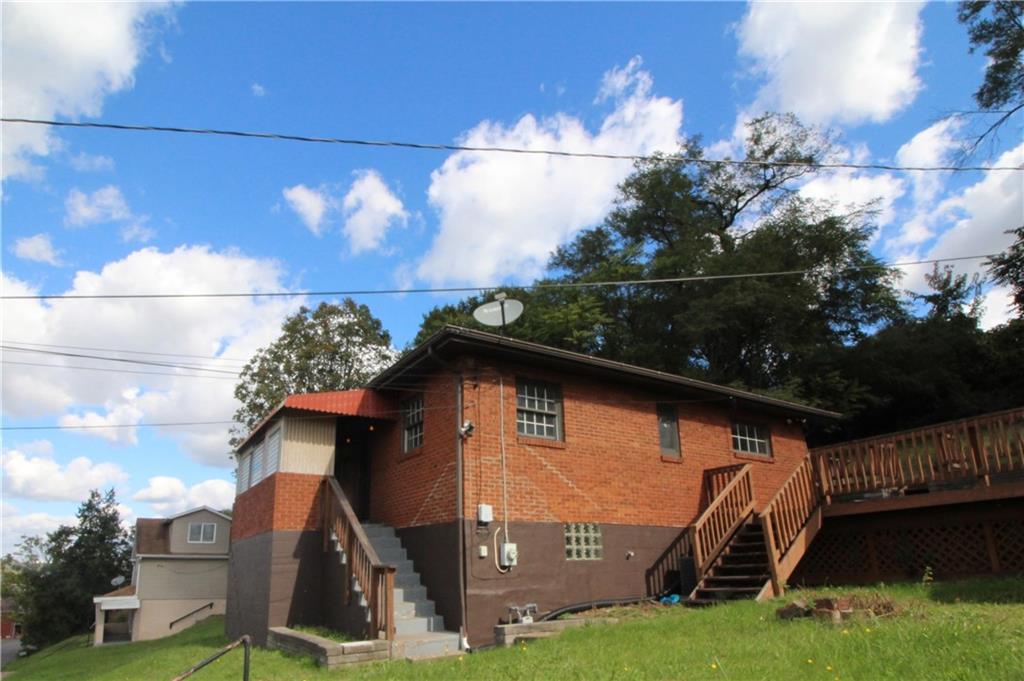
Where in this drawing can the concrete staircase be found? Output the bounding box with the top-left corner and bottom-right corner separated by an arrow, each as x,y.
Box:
688,518 -> 770,605
359,523 -> 461,660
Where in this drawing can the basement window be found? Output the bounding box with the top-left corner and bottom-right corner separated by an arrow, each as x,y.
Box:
731,422 -> 772,457
403,396 -> 424,452
187,522 -> 216,544
564,523 -> 603,560
516,379 -> 563,440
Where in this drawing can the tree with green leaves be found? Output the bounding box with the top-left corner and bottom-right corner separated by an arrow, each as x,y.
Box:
6,490 -> 132,648
232,300 -> 397,446
417,114 -> 903,415
987,225 -> 1024,316
957,1 -> 1024,150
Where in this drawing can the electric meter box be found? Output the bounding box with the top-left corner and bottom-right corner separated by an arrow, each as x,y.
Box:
477,504 -> 494,523
500,542 -> 518,567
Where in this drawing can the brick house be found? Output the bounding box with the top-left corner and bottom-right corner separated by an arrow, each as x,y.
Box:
226,325 -> 838,653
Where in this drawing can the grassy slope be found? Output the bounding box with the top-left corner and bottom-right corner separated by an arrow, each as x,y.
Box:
6,578 -> 1023,681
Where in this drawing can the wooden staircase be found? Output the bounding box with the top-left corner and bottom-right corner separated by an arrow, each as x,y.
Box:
689,518 -> 770,605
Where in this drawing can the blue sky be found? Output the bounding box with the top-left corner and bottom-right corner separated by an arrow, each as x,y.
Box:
2,2 -> 1021,554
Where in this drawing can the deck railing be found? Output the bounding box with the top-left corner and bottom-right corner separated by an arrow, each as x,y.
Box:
690,464 -> 755,576
812,407 -> 1024,498
700,463 -> 747,512
321,478 -> 396,642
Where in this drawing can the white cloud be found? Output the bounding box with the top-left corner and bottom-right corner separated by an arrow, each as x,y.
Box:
416,56 -> 682,285
737,2 -> 925,125
1,2 -> 174,180
1,245 -> 305,466
282,184 -> 330,235
801,171 -> 906,227
917,143 -> 1024,328
64,185 -> 132,226
1,503 -> 75,555
342,170 -> 409,254
58,389 -> 146,445
12,233 -> 62,265
121,222 -> 156,244
2,445 -> 128,501
133,476 -> 235,515
70,151 -> 115,172
251,82 -> 266,97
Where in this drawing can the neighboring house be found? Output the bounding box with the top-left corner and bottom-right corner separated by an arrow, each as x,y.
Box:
93,507 -> 230,645
224,326 -> 1024,655
1,598 -> 21,639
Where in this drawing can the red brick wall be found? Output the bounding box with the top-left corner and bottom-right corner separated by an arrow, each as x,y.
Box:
231,472 -> 324,541
460,361 -> 809,529
369,372 -> 458,527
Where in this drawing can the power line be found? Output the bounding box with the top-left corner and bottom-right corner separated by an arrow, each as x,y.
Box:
2,360 -> 238,380
0,345 -> 240,375
3,117 -> 1020,173
0,253 -> 998,301
1,339 -> 248,364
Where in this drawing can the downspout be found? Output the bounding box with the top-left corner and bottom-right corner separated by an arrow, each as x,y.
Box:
427,346 -> 469,650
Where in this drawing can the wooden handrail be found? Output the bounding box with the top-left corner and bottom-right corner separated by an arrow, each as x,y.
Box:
690,464 -> 755,576
759,456 -> 825,598
322,478 -> 396,642
811,407 -> 1024,497
700,463 -> 747,511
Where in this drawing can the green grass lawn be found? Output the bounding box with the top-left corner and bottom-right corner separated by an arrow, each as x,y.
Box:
6,577 -> 1023,680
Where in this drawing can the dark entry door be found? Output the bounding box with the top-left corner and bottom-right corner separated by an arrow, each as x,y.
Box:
334,422 -> 372,520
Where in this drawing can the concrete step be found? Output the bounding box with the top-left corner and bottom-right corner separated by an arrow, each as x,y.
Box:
394,585 -> 427,603
376,547 -> 408,563
392,631 -> 462,660
361,523 -> 396,539
395,598 -> 436,619
367,535 -> 403,552
395,614 -> 447,636
394,571 -> 423,589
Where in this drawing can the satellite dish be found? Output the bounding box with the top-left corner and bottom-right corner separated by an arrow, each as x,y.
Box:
111,575 -> 126,587
473,293 -> 524,333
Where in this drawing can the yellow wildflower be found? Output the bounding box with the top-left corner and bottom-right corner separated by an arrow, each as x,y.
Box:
711,662 -> 718,670
806,659 -> 814,664
841,628 -> 850,635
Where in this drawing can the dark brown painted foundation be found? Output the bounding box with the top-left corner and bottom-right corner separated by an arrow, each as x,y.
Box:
457,521 -> 686,647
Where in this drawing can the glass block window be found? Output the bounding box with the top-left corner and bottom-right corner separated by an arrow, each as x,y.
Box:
516,379 -> 562,440
403,396 -> 424,452
187,522 -> 216,544
731,422 -> 772,457
564,523 -> 603,560
657,403 -> 681,457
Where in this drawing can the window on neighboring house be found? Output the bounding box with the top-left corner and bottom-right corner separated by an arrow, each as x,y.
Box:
657,403 -> 681,458
731,422 -> 772,457
236,451 -> 250,494
564,523 -> 603,560
187,522 -> 217,544
516,379 -> 563,440
403,396 -> 424,452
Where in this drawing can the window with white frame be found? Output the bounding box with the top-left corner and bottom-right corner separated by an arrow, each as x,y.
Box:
187,522 -> 217,544
564,523 -> 603,560
516,379 -> 563,440
731,422 -> 772,457
236,450 -> 250,494
249,441 -> 265,486
403,396 -> 424,452
265,425 -> 282,476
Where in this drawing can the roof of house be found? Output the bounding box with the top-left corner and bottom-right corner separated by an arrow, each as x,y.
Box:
372,325 -> 841,421
100,585 -> 136,598
135,518 -> 170,555
235,388 -> 398,452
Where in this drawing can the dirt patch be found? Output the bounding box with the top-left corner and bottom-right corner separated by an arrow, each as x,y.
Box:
777,593 -> 902,623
